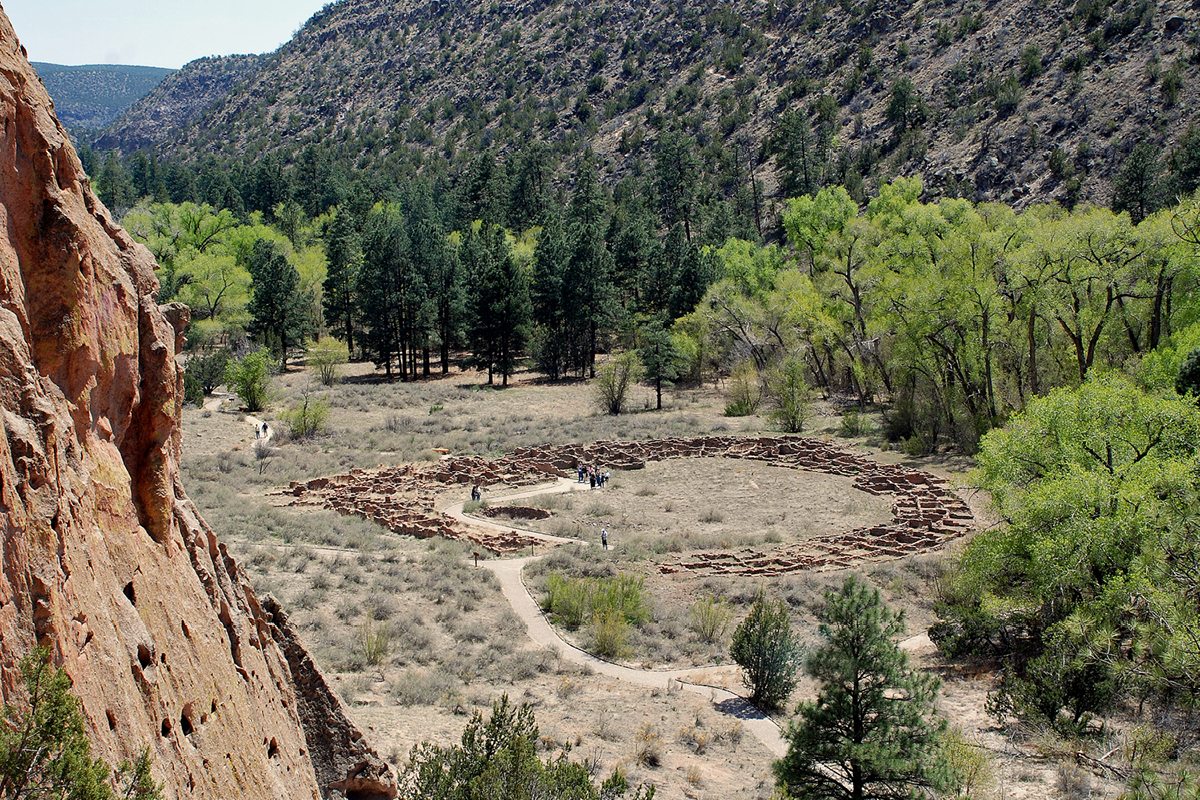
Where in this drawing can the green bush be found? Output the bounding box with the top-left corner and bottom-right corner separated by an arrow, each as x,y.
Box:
730,589 -> 802,710
839,410 -> 869,437
224,349 -> 273,412
689,596 -> 733,644
543,573 -> 650,633
723,362 -> 761,417
184,349 -> 230,407
594,352 -> 644,415
307,339 -> 349,387
590,609 -> 631,658
281,394 -> 331,439
767,357 -> 812,433
0,648 -> 162,800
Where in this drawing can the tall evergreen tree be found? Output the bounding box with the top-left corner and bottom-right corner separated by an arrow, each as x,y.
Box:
323,206 -> 363,356
509,144 -> 550,231
565,153 -> 617,377
638,319 -> 681,410
530,210 -> 574,380
357,205 -> 409,380
775,577 -> 951,800
247,239 -> 312,370
466,225 -> 531,386
1113,142 -> 1164,224
775,109 -> 826,200
654,131 -> 700,241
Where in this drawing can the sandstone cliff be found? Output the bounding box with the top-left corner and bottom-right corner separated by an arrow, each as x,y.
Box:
0,9 -> 392,800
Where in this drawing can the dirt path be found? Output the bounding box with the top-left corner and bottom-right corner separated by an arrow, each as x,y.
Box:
443,480 -> 789,756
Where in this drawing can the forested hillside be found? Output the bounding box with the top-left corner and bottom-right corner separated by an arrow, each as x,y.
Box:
97,0 -> 1198,211
32,62 -> 172,131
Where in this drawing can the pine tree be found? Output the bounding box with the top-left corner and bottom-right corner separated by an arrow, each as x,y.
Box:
564,154 -> 617,378
774,109 -> 825,200
530,210 -> 572,380
774,577 -> 951,800
638,320 -> 681,410
247,239 -> 312,370
1112,142 -> 1164,224
467,225 -> 531,386
654,131 -> 700,241
323,206 -> 363,356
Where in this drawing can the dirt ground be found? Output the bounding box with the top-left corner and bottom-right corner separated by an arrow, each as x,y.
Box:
178,358 -> 1115,799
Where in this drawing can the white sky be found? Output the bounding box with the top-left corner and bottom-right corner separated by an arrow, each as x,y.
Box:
3,0 -> 331,69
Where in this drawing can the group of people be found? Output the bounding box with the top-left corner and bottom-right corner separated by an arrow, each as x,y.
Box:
576,464 -> 611,489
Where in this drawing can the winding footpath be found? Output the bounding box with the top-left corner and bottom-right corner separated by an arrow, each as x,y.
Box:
441,479 -> 789,756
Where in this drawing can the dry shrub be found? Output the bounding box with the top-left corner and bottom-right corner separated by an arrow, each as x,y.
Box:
634,723 -> 663,767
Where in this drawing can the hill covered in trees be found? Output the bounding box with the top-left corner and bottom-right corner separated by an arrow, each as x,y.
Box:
32,62 -> 173,132
96,0 -> 1198,210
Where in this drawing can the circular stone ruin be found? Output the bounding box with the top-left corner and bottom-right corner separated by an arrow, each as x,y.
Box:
285,436 -> 976,572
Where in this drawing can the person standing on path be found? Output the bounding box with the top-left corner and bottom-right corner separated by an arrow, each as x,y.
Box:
601,527 -> 609,550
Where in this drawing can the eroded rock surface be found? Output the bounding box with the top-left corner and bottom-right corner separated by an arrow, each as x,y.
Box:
0,11 -> 392,800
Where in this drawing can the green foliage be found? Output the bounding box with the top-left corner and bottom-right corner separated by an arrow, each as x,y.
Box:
465,224 -> 532,386
934,374 -> 1200,729
723,362 -> 761,417
281,394 -> 331,440
543,573 -> 650,632
0,648 -> 163,800
224,349 -> 274,412
397,696 -> 653,800
590,609 -> 631,659
730,590 -> 801,710
775,577 -> 951,800
184,349 -> 230,404
637,320 -> 682,410
1176,347 -> 1200,398
689,596 -> 734,644
594,352 -> 644,415
247,238 -> 314,369
307,339 -> 349,386
766,356 -> 812,433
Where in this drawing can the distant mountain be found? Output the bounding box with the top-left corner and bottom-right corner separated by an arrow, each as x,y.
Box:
96,0 -> 1200,207
32,62 -> 174,132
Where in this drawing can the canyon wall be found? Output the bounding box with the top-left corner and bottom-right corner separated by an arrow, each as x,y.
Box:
0,8 -> 391,799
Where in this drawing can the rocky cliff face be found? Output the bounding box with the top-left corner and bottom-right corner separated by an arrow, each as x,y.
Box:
0,10 -> 392,800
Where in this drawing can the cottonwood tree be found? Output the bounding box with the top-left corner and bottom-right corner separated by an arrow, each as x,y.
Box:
775,577 -> 951,800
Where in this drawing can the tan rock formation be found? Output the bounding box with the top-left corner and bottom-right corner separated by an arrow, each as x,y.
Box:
0,9 -> 393,800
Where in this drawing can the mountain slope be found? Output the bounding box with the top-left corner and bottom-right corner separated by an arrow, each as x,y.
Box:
98,0 -> 1199,206
32,62 -> 172,131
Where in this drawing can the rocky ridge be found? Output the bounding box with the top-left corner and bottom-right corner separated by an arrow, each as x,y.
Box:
97,0 -> 1199,206
0,10 -> 392,800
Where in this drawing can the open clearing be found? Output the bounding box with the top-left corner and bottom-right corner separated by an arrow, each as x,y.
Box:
178,361 -> 1087,799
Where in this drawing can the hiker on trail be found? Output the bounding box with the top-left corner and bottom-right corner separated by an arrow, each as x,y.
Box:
577,464 -> 585,483
601,528 -> 609,550
589,473 -> 596,489
470,485 -> 481,503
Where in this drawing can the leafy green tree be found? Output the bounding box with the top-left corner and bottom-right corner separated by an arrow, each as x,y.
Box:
775,578 -> 951,800
224,349 -> 274,412
638,320 -> 681,410
1177,347 -> 1200,398
247,239 -> 312,370
934,373 -> 1200,727
398,696 -> 652,800
0,648 -> 162,800
466,225 -> 531,386
322,205 -> 363,356
594,351 -> 644,415
767,356 -> 812,432
730,590 -> 802,711
184,349 -> 230,402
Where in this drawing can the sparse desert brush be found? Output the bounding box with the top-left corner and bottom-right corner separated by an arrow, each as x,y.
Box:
634,723 -> 663,767
360,617 -> 391,667
698,508 -> 724,523
689,596 -> 733,644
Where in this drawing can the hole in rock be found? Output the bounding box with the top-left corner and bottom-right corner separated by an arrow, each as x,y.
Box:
161,718 -> 172,737
180,620 -> 191,639
267,738 -> 279,759
180,703 -> 195,736
123,582 -> 136,606
137,644 -> 152,669
105,709 -> 116,730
